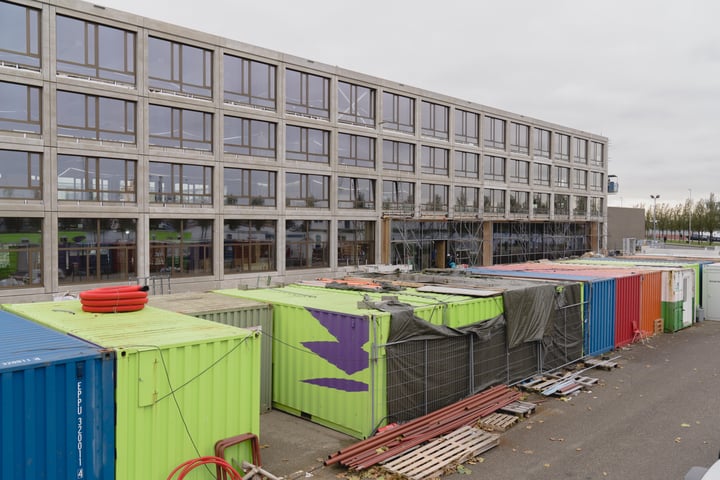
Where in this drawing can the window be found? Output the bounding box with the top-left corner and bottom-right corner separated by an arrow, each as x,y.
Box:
510,191 -> 530,214
338,133 -> 375,168
285,172 -> 329,208
59,217 -> 136,284
148,37 -> 212,98
148,219 -> 212,276
224,116 -> 276,158
337,221 -> 375,266
554,133 -> 570,161
421,146 -> 449,176
0,217 -> 42,287
337,177 -> 375,209
223,168 -> 276,207
382,180 -> 414,213
534,163 -> 550,186
455,110 -> 479,145
0,81 -> 41,134
285,219 -> 329,269
0,150 -> 41,199
573,169 -> 588,190
57,91 -> 135,143
382,91 -> 414,133
455,151 -> 479,179
590,171 -> 604,192
590,197 -> 604,216
573,196 -> 588,216
534,128 -> 551,158
224,219 -> 276,273
383,140 -> 415,172
0,2 -> 40,69
510,122 -> 530,155
149,162 -> 213,204
421,101 -> 449,140
223,54 -> 276,109
484,189 -> 505,214
591,142 -> 604,166
454,186 -> 479,213
484,116 -> 505,150
574,138 -> 588,164
484,155 -> 505,182
554,166 -> 570,188
149,105 -> 212,151
56,15 -> 135,85
58,155 -> 136,202
285,125 -> 329,163
421,183 -> 448,212
533,192 -> 550,215
554,194 -> 569,216
509,159 -> 529,184
285,69 -> 329,119
338,81 -> 375,126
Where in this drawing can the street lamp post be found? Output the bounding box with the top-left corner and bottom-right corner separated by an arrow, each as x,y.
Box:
688,188 -> 692,243
650,194 -> 660,242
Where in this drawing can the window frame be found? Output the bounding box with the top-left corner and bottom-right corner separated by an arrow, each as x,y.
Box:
554,133 -> 570,161
149,105 -> 213,151
223,115 -> 276,158
534,162 -> 551,186
0,149 -> 42,200
382,139 -> 415,172
57,155 -> 136,202
148,36 -> 212,98
484,188 -> 506,215
483,155 -> 505,182
223,54 -> 276,109
382,180 -> 415,213
554,166 -> 570,188
454,151 -> 479,179
285,219 -> 329,270
455,109 -> 480,145
0,81 -> 41,134
224,219 -> 276,273
337,133 -> 375,168
534,128 -> 551,158
57,90 -> 136,143
56,15 -> 135,85
338,81 -> 375,126
574,138 -> 588,164
454,185 -> 480,213
420,145 -> 449,176
510,122 -> 530,155
421,183 -> 449,212
285,69 -> 330,119
285,125 -> 330,163
382,91 -> 415,134
148,161 -> 213,205
509,159 -> 529,184
0,2 -> 40,70
337,177 -> 375,209
223,167 -> 276,207
285,172 -> 330,208
421,101 -> 449,140
484,116 -> 506,150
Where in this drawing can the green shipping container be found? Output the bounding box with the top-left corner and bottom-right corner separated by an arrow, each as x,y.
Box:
215,284 -> 503,438
3,301 -> 261,480
148,292 -> 273,412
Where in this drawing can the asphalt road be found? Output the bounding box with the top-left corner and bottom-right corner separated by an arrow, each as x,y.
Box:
260,320 -> 720,480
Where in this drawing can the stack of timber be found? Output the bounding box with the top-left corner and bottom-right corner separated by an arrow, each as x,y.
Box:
325,385 -> 520,470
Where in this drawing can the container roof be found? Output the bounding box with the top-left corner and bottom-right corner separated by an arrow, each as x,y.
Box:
2,302 -> 254,349
214,284 -> 489,315
147,291 -> 268,315
0,310 -> 104,368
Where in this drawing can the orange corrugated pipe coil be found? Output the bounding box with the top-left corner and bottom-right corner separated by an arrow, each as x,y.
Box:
79,285 -> 149,313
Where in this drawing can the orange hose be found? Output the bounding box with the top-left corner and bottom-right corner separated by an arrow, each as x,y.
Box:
79,285 -> 149,313
166,456 -> 242,480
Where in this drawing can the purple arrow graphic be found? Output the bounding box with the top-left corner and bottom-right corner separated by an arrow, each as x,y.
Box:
302,308 -> 369,375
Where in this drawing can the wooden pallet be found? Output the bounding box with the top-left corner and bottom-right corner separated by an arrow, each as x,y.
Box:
382,426 -> 499,480
478,412 -> 518,432
583,357 -> 618,370
521,372 -> 598,397
500,400 -> 537,417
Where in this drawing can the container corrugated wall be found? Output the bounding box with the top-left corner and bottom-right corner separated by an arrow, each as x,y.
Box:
3,302 -> 261,480
148,292 -> 274,413
614,274 -> 641,348
0,311 -> 115,480
640,270 -> 663,334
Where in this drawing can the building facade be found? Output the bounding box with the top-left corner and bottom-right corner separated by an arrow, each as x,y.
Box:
0,0 -> 608,301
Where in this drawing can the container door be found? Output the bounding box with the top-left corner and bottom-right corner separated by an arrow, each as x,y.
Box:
704,266 -> 720,320
682,273 -> 694,327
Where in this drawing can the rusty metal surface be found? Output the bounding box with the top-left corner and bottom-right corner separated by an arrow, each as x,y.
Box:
325,384 -> 520,470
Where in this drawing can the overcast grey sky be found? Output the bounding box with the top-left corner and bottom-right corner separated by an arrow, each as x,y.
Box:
98,0 -> 720,209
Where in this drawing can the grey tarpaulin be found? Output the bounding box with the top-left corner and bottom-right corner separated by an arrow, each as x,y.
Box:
542,283 -> 583,370
503,285 -> 557,349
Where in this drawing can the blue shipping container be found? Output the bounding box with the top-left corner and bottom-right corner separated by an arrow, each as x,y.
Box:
0,310 -> 115,480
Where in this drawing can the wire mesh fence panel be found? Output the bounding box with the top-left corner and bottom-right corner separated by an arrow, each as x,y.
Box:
508,341 -> 540,384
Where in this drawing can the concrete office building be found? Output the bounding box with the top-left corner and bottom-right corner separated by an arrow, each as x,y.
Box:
0,0 -> 609,301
